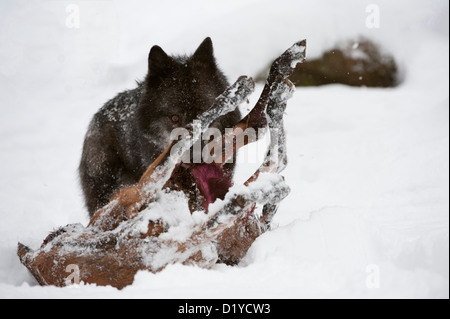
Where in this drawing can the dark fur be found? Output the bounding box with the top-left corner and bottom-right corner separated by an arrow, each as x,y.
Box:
79,38 -> 241,216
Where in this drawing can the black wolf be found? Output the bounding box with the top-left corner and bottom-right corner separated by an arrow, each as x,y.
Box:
79,38 -> 241,216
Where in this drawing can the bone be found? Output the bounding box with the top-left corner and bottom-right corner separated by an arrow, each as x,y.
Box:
213,41 -> 306,166
88,76 -> 255,231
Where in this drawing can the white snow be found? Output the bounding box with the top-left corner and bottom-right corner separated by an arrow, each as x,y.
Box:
0,0 -> 448,298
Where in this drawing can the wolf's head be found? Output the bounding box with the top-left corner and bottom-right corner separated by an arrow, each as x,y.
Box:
136,38 -> 240,209
137,38 -> 237,153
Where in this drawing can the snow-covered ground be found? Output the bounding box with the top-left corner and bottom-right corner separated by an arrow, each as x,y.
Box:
0,0 -> 448,298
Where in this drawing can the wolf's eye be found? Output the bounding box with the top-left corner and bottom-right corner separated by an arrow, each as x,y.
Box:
170,115 -> 180,123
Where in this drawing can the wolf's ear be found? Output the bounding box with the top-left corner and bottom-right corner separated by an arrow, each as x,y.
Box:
192,37 -> 215,65
148,45 -> 172,76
